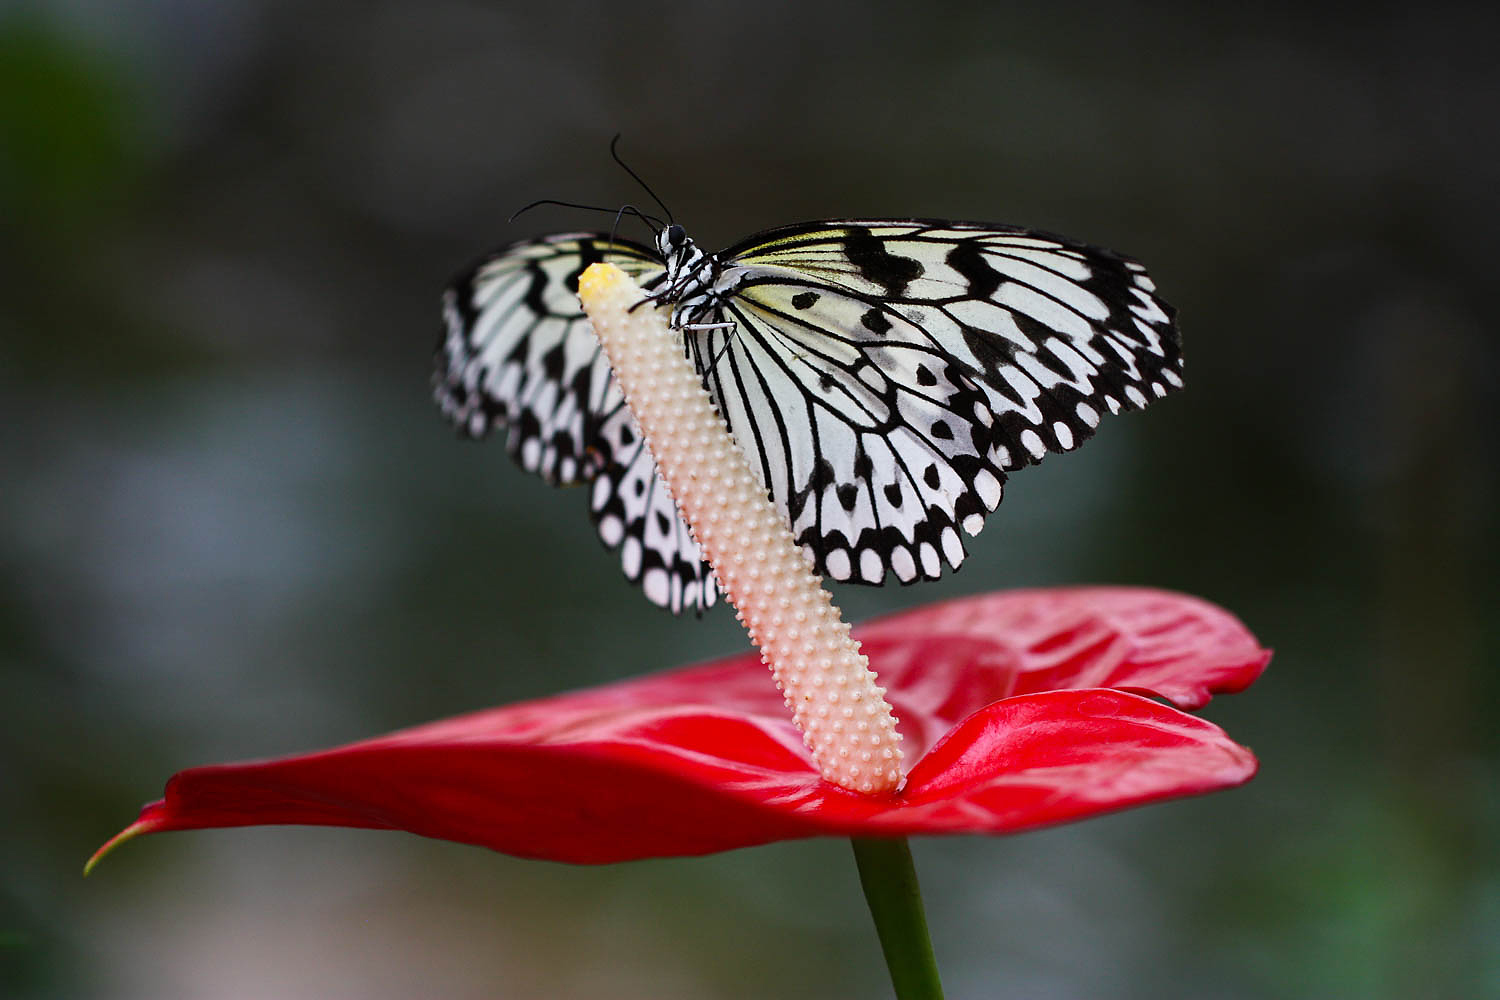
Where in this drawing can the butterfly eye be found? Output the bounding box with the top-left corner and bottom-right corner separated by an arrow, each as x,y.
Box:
665,224 -> 685,248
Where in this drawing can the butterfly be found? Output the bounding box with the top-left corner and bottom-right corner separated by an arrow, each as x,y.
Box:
436,216 -> 1182,614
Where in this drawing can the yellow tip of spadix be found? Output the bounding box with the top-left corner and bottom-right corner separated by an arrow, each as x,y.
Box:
577,261 -> 626,304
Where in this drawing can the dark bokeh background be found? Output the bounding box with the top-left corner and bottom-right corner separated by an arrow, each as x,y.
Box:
4,3 -> 1497,998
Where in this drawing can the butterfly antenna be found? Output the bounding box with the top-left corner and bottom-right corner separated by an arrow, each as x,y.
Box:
610,134 -> 674,225
510,198 -> 610,223
510,197 -> 664,232
608,204 -> 664,248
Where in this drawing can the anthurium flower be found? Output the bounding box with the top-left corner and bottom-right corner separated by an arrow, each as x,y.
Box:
93,587 -> 1268,868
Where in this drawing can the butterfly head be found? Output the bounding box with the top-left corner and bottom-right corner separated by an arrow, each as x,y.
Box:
656,223 -> 712,296
658,223 -> 690,260
654,223 -> 684,254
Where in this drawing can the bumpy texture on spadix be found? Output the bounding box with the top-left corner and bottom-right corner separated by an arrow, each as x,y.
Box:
579,263 -> 903,794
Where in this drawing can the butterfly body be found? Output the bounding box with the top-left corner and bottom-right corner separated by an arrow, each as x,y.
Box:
437,218 -> 1182,614
645,224 -> 746,330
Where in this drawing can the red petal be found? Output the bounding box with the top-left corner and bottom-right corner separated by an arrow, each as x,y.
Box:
859,586 -> 1270,714
93,588 -> 1268,865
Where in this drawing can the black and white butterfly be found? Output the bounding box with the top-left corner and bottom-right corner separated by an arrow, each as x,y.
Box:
436,216 -> 1181,614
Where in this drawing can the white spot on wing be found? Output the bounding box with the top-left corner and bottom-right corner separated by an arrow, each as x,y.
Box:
621,536 -> 643,578
520,438 -> 541,471
598,515 -> 624,546
892,547 -> 917,582
940,526 -> 964,566
643,568 -> 670,606
973,468 -> 1003,509
919,542 -> 940,577
591,476 -> 612,511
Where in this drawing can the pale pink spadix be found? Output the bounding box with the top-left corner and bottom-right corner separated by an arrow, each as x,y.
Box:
577,263 -> 904,795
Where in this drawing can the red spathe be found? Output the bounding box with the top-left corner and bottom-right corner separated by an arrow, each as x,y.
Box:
96,588 -> 1269,865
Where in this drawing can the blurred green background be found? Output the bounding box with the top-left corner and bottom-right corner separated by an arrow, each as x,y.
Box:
3,3 -> 1496,998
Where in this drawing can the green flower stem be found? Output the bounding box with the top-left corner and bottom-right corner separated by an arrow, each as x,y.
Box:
851,836 -> 945,1000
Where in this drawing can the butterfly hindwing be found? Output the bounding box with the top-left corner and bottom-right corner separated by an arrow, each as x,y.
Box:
587,404 -> 719,613
437,233 -> 663,484
438,233 -> 720,613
